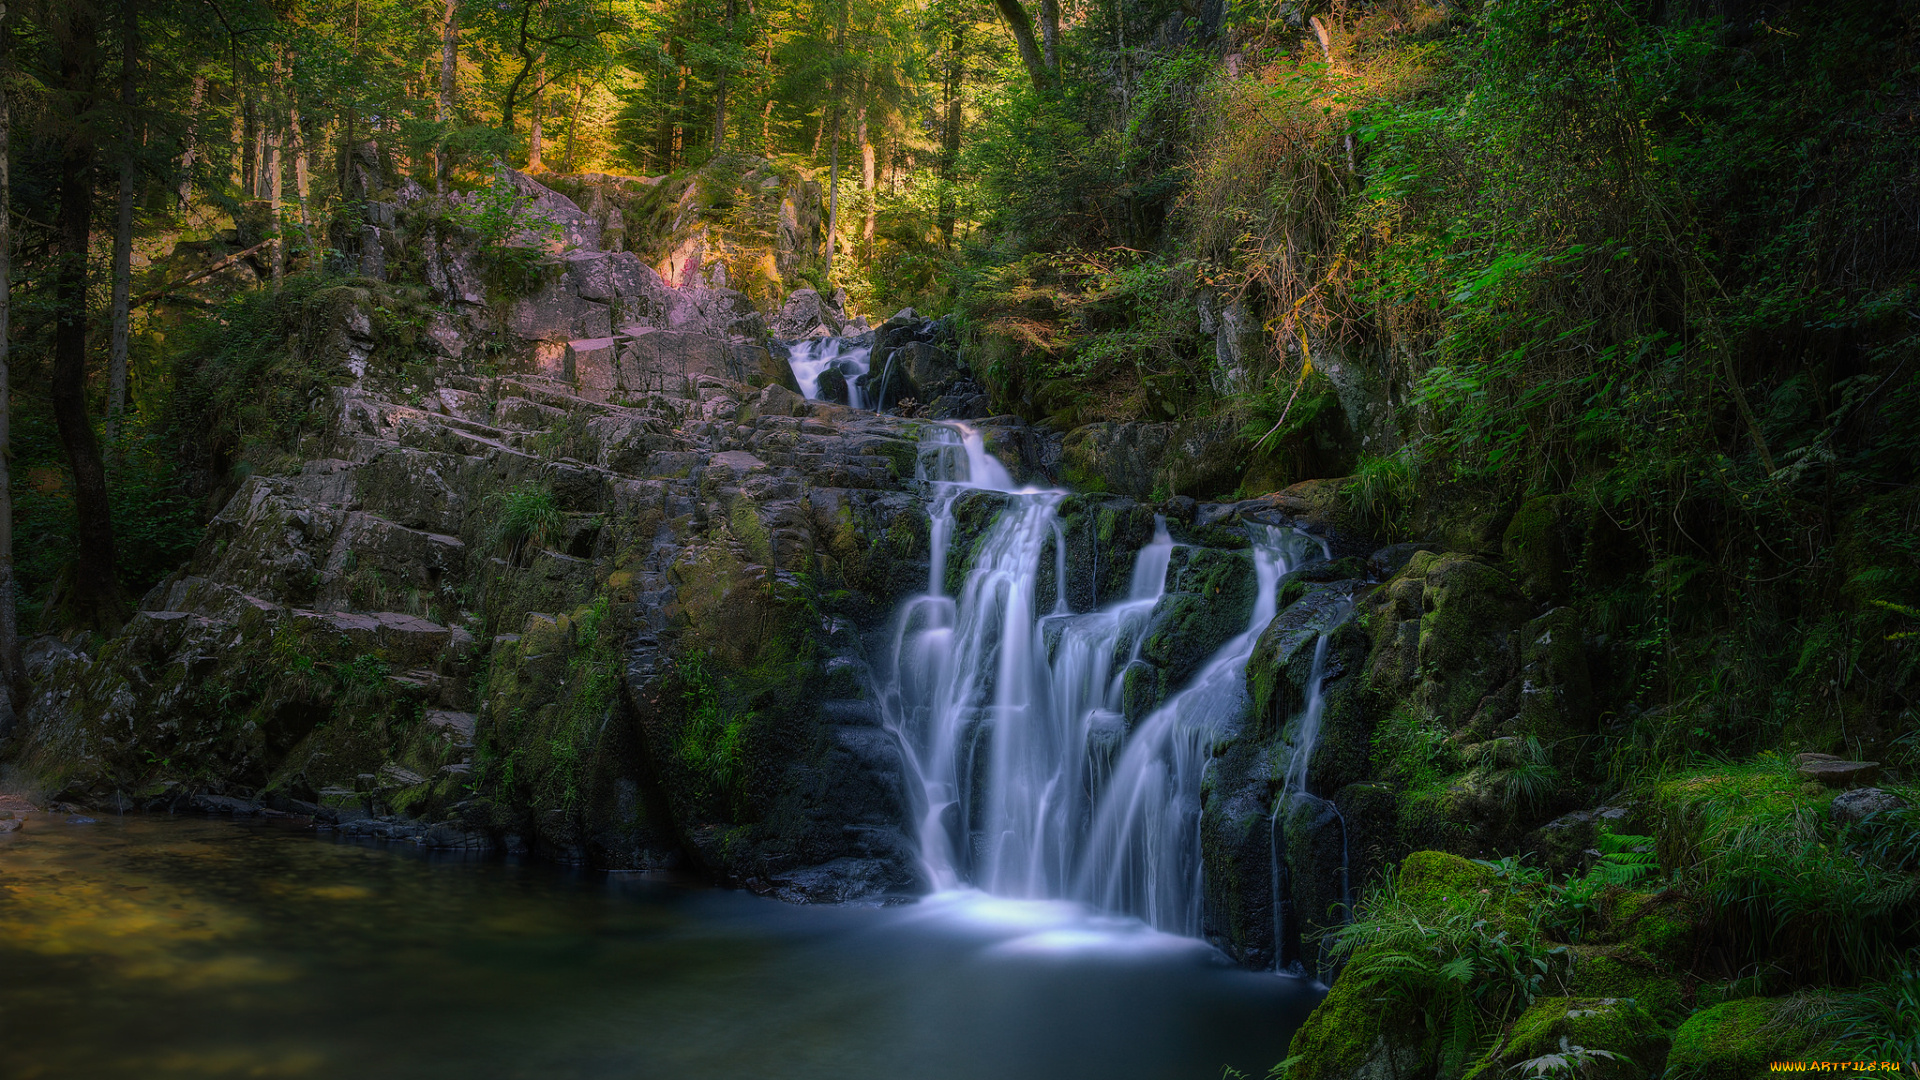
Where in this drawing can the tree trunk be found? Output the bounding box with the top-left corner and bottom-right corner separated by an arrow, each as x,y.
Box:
1040,0 -> 1059,75
938,16 -> 963,246
824,3 -> 845,276
108,0 -> 138,444
289,79 -> 316,260
269,116 -> 284,287
712,0 -> 734,150
0,0 -> 20,721
857,81 -> 874,249
527,88 -> 544,171
230,78 -> 245,188
176,72 -> 204,210
562,77 -> 585,172
53,4 -> 127,629
252,92 -> 266,196
990,0 -> 1048,94
436,0 -> 455,193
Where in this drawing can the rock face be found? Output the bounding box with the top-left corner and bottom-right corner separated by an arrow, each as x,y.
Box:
13,171 -> 928,898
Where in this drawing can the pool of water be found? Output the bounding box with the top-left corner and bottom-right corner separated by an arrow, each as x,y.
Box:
0,813 -> 1321,1079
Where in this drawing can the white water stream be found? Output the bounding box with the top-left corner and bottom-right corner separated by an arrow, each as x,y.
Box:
786,337 -> 873,408
880,425 -> 1328,939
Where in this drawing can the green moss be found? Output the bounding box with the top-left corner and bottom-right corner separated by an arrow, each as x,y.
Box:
1606,891 -> 1704,969
1650,756 -> 1836,869
1667,999 -> 1822,1080
1467,996 -> 1667,1080
1397,849 -> 1497,909
1283,953 -> 1427,1080
1565,945 -> 1688,1029
1501,494 -> 1572,603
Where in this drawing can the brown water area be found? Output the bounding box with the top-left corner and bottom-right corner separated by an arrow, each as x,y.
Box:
0,812 -> 1319,1079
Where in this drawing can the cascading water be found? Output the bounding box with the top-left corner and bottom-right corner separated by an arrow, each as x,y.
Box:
785,337 -> 873,407
1268,597 -> 1355,973
880,424 -> 1329,942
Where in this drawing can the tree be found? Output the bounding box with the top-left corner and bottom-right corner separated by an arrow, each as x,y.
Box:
0,0 -> 17,728
50,0 -> 127,628
989,0 -> 1045,94
107,0 -> 137,442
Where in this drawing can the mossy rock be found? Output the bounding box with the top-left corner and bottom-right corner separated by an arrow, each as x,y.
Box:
1466,997 -> 1668,1080
1564,944 -> 1689,1029
1649,757 -> 1836,871
1396,849 -> 1497,909
1283,947 -> 1428,1080
1666,998 -> 1824,1080
1501,494 -> 1574,604
1605,890 -> 1705,970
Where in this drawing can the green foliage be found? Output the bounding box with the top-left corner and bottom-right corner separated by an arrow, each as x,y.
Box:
1827,967 -> 1920,1064
674,653 -> 747,807
1329,869 -> 1568,1079
1509,1036 -> 1618,1080
486,481 -> 564,565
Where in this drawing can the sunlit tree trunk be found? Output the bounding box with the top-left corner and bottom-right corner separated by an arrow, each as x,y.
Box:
824,2 -> 845,276
177,72 -> 204,210
857,80 -> 874,250
712,0 -> 734,149
436,0 -> 455,193
527,87 -> 545,171
562,77 -> 585,172
269,116 -> 284,287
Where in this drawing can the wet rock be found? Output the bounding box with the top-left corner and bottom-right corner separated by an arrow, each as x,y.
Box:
1795,757 -> 1881,788
1060,416 -> 1246,501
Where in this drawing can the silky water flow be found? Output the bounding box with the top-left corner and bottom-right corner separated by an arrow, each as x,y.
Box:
878,424 -> 1330,943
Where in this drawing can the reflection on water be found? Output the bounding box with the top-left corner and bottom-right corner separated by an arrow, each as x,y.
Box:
0,814 -> 1320,1079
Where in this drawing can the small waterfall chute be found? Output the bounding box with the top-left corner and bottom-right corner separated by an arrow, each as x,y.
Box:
784,336 -> 873,407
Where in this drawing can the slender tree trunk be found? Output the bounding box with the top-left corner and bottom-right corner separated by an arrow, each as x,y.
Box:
436,0 -> 455,193
824,4 -> 845,275
857,81 -> 874,250
269,117 -> 284,287
251,92 -> 266,197
938,16 -> 963,246
527,88 -> 544,171
671,47 -> 686,169
562,77 -> 585,172
289,80 -> 316,261
108,0 -> 138,443
1040,0 -> 1059,77
177,72 -> 204,209
990,0 -> 1047,94
53,4 -> 127,629
0,0 -> 20,720
712,0 -> 735,150
759,33 -> 773,156
230,79 -> 245,188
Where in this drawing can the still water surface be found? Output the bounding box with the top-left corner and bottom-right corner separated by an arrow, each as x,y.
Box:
0,814 -> 1320,1079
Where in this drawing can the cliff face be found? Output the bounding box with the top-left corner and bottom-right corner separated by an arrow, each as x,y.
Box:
13,171 -> 942,897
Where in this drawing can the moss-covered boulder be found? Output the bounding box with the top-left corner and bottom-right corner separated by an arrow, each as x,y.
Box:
1667,998 -> 1827,1080
1466,997 -> 1669,1080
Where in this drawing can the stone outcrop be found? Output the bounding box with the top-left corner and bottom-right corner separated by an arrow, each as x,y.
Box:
13,171 -> 929,899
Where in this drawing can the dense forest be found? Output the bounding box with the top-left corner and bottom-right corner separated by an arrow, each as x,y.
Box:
0,0 -> 1916,1074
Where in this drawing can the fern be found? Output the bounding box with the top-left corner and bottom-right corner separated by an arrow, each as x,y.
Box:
1588,832 -> 1660,886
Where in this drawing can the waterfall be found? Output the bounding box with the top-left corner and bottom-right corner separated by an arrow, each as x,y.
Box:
1267,598 -> 1355,973
881,425 -> 1327,940
785,337 -> 873,408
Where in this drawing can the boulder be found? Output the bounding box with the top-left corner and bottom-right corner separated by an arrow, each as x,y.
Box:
1830,786 -> 1907,823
